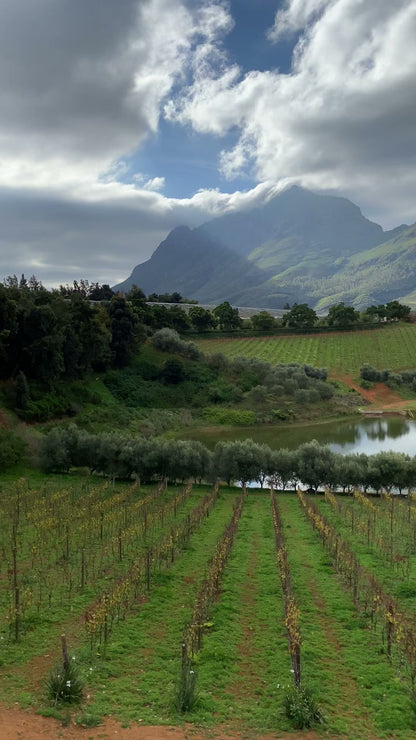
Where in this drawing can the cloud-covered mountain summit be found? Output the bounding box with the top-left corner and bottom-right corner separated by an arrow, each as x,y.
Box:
114,186 -> 413,309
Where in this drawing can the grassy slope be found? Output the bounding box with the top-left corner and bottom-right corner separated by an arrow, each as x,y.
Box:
314,224 -> 416,310
195,323 -> 416,376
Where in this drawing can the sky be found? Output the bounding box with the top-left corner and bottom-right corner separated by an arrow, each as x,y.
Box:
0,0 -> 415,288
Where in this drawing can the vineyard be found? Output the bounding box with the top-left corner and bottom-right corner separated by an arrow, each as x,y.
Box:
195,323 -> 416,375
2,476 -> 416,738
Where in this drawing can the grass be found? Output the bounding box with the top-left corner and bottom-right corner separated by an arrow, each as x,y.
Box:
77,489 -> 239,725
317,495 -> 416,614
279,494 -> 416,739
194,493 -> 292,731
3,482 -> 416,737
195,323 -> 416,375
0,477 -> 220,701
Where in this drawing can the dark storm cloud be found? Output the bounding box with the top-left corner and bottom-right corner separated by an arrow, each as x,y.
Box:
0,0 -> 153,157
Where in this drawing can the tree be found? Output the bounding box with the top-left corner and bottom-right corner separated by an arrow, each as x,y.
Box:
20,305 -> 65,385
39,427 -> 72,473
213,440 -> 265,489
327,302 -> 360,328
160,358 -> 186,384
166,305 -> 191,332
213,302 -> 241,331
15,371 -> 30,410
88,283 -> 114,301
385,301 -> 411,321
282,304 -> 317,331
189,306 -> 217,332
372,451 -> 409,492
363,304 -> 385,322
296,440 -> 335,491
0,429 -> 26,471
108,295 -> 143,367
63,295 -> 111,376
126,285 -> 147,302
269,448 -> 299,491
250,311 -> 276,331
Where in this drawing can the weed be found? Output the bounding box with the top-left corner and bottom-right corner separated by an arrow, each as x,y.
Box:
284,684 -> 323,729
46,636 -> 84,705
75,712 -> 102,727
46,660 -> 85,705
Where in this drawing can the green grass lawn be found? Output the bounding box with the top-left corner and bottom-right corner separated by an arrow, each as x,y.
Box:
195,323 -> 416,375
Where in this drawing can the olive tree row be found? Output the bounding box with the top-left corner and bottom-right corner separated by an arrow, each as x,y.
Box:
40,427 -> 416,493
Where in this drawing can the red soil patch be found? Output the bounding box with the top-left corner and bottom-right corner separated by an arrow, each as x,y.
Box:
333,374 -> 408,409
0,705 -> 325,740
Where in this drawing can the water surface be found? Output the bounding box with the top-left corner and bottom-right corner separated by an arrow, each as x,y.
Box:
180,416 -> 416,456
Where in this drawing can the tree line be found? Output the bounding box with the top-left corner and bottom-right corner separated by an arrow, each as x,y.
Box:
0,277 -> 142,387
40,427 -> 416,494
1,278 -> 411,397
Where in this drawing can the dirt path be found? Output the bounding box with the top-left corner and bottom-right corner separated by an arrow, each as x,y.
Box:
0,704 -> 325,740
227,538 -> 261,701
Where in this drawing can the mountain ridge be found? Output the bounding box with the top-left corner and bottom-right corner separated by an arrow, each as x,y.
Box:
113,186 -> 414,309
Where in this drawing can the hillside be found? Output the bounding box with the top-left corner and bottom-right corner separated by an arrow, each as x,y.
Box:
195,323 -> 416,376
313,224 -> 416,310
114,186 -> 412,309
113,224 -> 293,306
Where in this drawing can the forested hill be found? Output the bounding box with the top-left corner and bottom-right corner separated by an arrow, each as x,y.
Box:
114,186 -> 413,310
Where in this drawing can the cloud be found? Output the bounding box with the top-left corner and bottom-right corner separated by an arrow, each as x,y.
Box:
0,178 -> 288,288
0,0 -> 242,286
268,0 -> 332,40
0,0 -> 415,290
170,0 -> 416,226
133,174 -> 166,191
0,0 -> 230,191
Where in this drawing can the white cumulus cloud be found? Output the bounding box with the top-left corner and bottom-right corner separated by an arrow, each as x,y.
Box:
170,0 -> 416,226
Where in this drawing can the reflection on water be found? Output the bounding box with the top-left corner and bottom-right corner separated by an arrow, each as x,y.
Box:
330,418 -> 414,456
181,416 -> 416,457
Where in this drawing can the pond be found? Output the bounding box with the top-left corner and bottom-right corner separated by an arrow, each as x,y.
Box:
180,416 -> 416,457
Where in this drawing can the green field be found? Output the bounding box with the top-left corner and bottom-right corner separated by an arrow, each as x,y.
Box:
2,475 -> 416,738
196,324 -> 416,375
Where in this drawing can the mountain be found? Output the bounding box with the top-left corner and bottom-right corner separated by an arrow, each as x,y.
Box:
113,186 -> 412,308
114,225 -> 294,306
313,224 -> 416,310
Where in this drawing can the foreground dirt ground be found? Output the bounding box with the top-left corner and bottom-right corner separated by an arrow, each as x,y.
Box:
0,706 -> 324,740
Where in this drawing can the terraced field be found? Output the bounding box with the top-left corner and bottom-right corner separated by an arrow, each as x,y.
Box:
195,324 -> 416,375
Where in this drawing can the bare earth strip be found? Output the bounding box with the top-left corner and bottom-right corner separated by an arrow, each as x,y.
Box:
0,705 -> 327,740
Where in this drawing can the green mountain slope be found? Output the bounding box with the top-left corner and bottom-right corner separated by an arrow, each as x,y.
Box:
114,186 -> 414,309
312,224 -> 416,310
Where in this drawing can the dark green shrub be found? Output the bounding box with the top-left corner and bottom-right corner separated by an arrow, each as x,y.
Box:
294,389 -> 309,404
0,428 -> 26,471
47,661 -> 84,705
284,684 -> 323,729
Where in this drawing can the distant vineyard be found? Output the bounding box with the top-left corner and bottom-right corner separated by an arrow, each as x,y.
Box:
195,324 -> 416,374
